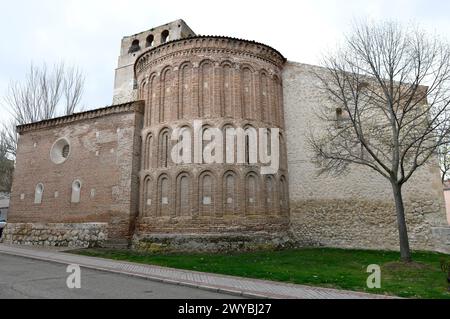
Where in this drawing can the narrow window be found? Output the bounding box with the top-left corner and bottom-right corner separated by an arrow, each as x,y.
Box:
246,173 -> 258,213
143,177 -> 152,216
146,34 -> 154,47
128,39 -> 141,54
224,172 -> 237,213
159,130 -> 170,168
34,183 -> 44,204
161,30 -> 170,44
336,108 -> 349,128
177,174 -> 190,216
71,180 -> 82,203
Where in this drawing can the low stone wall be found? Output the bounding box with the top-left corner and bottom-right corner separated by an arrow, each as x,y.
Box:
2,223 -> 108,248
290,199 -> 450,254
132,232 -> 294,253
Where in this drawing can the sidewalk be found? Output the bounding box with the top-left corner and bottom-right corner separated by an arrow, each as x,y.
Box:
0,244 -> 395,299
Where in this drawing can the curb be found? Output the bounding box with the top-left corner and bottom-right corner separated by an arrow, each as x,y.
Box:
0,245 -> 395,299
0,247 -> 278,299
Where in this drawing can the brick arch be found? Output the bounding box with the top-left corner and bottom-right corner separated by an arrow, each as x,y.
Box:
199,59 -> 215,118
178,61 -> 194,120
145,73 -> 158,127
245,170 -> 260,214
143,133 -> 154,170
175,171 -> 193,217
271,74 -> 282,127
222,169 -> 239,215
160,66 -> 176,123
157,127 -> 172,168
173,125 -> 194,165
141,175 -> 154,217
198,170 -> 217,216
259,70 -> 270,124
220,61 -> 234,118
221,123 -> 237,165
139,79 -> 147,101
264,174 -> 277,214
157,173 -> 171,217
242,124 -> 258,165
241,66 -> 256,120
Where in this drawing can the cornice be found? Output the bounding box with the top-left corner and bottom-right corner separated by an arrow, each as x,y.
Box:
134,36 -> 287,75
17,101 -> 145,134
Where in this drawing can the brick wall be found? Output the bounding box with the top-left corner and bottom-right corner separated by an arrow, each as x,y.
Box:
133,36 -> 290,238
8,102 -> 144,240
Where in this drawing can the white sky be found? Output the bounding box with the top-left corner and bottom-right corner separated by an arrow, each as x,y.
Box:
1,0 -> 450,124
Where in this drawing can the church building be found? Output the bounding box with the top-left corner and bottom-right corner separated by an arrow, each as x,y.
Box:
4,20 -> 450,253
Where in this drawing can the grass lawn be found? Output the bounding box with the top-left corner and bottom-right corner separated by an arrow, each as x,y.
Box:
69,247 -> 450,299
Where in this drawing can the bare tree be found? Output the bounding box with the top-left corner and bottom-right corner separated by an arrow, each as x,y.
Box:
1,62 -> 85,158
0,136 -> 13,193
63,66 -> 84,115
438,143 -> 450,184
308,21 -> 450,262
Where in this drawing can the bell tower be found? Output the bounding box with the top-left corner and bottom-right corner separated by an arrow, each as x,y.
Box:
112,19 -> 196,105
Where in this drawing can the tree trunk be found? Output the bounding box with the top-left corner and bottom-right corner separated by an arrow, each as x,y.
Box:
391,182 -> 412,262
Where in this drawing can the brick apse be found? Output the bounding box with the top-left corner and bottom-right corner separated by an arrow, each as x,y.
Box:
5,19 -> 450,252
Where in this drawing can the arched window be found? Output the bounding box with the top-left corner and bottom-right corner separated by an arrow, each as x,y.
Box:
246,172 -> 259,214
144,135 -> 153,170
146,34 -> 154,47
175,126 -> 192,164
71,180 -> 82,203
242,67 -> 255,119
146,74 -> 157,126
202,126 -> 210,164
223,125 -> 236,164
244,126 -> 257,165
200,61 -> 213,118
34,183 -> 44,204
143,176 -> 153,217
180,63 -> 193,119
272,76 -> 280,125
176,173 -> 190,216
200,172 -> 215,216
265,175 -> 276,213
159,129 -> 170,168
260,72 -> 269,122
158,175 -> 170,216
128,39 -> 141,54
161,30 -> 170,44
335,108 -> 350,128
223,171 -> 238,213
222,63 -> 233,117
161,68 -> 174,123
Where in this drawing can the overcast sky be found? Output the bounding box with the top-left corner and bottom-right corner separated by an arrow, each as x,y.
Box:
1,0 -> 450,123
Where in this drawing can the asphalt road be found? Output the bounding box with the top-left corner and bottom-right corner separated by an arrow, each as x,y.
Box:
0,253 -> 242,299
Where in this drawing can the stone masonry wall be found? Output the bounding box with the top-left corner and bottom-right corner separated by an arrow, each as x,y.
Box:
283,62 -> 450,253
2,223 -> 108,248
